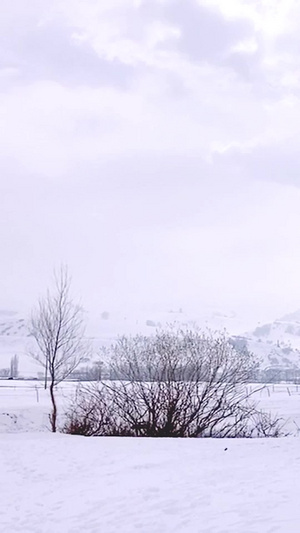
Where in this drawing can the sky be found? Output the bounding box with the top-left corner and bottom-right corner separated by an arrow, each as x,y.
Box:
1,0 -> 300,325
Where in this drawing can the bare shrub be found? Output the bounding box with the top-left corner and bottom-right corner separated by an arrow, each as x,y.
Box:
63,328 -> 284,438
62,385 -> 134,436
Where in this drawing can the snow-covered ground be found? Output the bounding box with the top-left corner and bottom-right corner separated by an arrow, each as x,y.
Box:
0,381 -> 74,432
1,433 -> 300,532
1,381 -> 300,531
1,380 -> 300,434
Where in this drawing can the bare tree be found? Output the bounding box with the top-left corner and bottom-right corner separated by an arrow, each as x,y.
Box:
30,267 -> 90,432
10,354 -> 19,378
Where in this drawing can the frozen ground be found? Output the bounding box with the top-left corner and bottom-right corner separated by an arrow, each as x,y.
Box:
1,433 -> 300,532
1,382 -> 300,532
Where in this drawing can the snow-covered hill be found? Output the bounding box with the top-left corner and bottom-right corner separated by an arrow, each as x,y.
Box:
0,307 -> 254,377
0,310 -> 34,377
235,309 -> 300,371
3,306 -> 300,377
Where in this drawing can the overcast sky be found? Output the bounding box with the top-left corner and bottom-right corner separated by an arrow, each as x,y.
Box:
1,0 -> 300,323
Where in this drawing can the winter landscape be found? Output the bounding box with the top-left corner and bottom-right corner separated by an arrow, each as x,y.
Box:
1,300 -> 300,532
3,0 -> 300,531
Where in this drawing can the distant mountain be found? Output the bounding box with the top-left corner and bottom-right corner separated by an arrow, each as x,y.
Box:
238,310 -> 300,369
2,306 -> 300,376
0,306 -> 254,376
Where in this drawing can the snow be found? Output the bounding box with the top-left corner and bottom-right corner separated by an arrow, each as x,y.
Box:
1,433 -> 300,532
2,380 -> 300,434
1,382 -> 300,531
0,381 -> 73,433
0,307 -> 261,378
3,305 -> 300,378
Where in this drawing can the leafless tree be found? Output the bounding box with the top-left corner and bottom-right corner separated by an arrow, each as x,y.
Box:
63,327 -> 284,438
30,267 -> 90,432
10,354 -> 19,378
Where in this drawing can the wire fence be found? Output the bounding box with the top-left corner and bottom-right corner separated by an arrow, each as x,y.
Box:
0,380 -> 77,404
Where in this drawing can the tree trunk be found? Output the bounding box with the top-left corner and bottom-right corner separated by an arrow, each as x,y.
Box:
44,358 -> 48,390
49,382 -> 57,433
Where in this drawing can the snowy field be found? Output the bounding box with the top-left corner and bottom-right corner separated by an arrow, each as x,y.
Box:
1,381 -> 300,532
1,433 -> 300,532
1,380 -> 300,434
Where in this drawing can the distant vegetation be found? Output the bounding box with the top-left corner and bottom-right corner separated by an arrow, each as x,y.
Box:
0,355 -> 19,378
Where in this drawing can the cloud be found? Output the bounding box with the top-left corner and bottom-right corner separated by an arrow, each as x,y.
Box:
162,0 -> 252,63
216,142 -> 300,187
16,24 -> 134,89
0,1 -> 135,90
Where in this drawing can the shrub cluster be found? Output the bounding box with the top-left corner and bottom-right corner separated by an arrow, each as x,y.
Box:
63,329 -> 285,438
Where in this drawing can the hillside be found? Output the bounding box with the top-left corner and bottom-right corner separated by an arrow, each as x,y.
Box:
2,307 -> 300,378
234,310 -> 300,373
